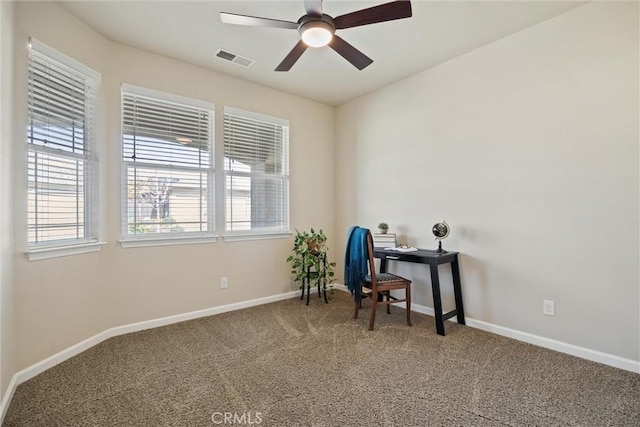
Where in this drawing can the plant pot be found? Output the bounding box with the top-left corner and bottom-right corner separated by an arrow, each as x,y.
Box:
379,229 -> 388,234
306,239 -> 321,254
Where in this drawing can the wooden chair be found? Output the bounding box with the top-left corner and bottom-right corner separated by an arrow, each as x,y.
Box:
354,230 -> 412,331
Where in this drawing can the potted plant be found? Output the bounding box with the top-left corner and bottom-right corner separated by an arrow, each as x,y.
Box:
378,222 -> 389,234
287,228 -> 336,295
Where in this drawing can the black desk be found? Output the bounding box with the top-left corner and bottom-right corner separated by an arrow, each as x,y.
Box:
374,248 -> 465,336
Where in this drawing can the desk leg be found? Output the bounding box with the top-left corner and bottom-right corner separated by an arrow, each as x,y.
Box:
378,259 -> 387,303
429,264 -> 445,336
379,258 -> 388,274
451,257 -> 465,325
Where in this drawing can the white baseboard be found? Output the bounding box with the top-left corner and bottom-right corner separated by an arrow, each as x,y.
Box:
463,317 -> 640,373
0,374 -> 17,426
0,289 -> 302,424
336,284 -> 640,373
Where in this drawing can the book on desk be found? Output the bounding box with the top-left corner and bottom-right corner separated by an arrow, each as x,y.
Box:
385,246 -> 418,252
373,233 -> 396,248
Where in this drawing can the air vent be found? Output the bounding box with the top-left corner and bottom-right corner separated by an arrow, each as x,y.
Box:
215,49 -> 254,67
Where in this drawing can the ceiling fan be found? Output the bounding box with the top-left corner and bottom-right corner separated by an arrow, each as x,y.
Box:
220,0 -> 412,71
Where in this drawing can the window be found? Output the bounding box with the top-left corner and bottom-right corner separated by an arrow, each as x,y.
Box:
27,39 -> 101,259
121,84 -> 214,246
223,107 -> 289,239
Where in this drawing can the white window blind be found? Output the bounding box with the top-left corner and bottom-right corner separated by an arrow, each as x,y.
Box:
223,107 -> 289,235
27,39 -> 100,248
121,84 -> 214,240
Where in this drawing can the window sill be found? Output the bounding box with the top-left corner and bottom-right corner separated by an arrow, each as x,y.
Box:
223,232 -> 291,242
27,241 -> 107,261
119,235 -> 217,248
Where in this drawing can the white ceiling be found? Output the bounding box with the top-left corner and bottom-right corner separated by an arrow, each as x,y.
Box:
59,1 -> 584,106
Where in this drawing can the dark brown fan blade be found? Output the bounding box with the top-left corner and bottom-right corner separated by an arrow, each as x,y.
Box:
333,1 -> 412,30
304,0 -> 323,18
275,40 -> 308,71
220,12 -> 298,29
328,35 -> 373,70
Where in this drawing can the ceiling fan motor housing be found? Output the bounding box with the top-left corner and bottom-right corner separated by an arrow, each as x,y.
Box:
298,14 -> 335,47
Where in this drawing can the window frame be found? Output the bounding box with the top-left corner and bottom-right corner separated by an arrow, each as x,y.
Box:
222,107 -> 291,241
26,38 -> 104,261
119,84 -> 216,248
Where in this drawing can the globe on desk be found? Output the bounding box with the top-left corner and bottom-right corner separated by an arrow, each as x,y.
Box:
432,221 -> 450,253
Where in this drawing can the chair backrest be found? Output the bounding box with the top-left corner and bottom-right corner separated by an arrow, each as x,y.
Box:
364,229 -> 378,287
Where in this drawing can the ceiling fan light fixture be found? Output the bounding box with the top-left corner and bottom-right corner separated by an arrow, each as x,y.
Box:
300,21 -> 333,47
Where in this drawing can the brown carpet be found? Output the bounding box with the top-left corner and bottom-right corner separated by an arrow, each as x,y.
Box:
4,291 -> 640,426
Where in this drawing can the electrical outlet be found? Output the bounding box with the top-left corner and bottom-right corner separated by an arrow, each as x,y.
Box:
220,277 -> 228,289
543,300 -> 555,316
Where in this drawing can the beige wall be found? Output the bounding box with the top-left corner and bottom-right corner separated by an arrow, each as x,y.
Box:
11,1 -> 335,370
336,2 -> 639,361
1,0 -> 15,404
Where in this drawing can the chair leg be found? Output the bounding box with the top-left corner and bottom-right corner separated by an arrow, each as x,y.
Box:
386,291 -> 391,314
406,286 -> 412,327
354,293 -> 360,319
369,289 -> 378,331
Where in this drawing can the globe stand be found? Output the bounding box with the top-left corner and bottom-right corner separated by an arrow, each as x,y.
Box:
432,221 -> 450,254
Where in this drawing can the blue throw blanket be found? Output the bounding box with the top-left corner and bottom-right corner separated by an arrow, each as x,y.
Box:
344,226 -> 369,303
